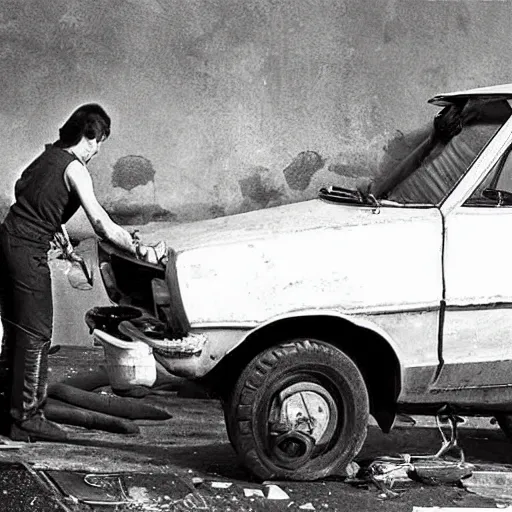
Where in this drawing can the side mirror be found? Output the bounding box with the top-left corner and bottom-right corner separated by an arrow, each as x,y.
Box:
482,188 -> 512,207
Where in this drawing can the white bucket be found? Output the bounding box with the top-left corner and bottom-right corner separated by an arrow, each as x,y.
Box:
93,329 -> 157,390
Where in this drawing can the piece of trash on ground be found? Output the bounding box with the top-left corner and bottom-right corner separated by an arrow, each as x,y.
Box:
299,503 -> 315,510
264,484 -> 290,500
171,492 -> 209,510
210,481 -> 232,489
352,451 -> 474,500
410,460 -> 474,485
192,477 -> 204,487
344,461 -> 360,478
45,471 -> 130,505
369,456 -> 412,485
244,488 -> 264,498
127,486 -> 150,502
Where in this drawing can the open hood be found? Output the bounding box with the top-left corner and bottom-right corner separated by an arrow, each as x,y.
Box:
429,83 -> 512,106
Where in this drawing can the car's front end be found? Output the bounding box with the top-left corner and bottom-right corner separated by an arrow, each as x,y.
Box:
91,196 -> 444,382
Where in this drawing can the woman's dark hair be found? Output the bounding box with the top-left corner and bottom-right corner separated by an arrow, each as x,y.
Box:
58,104 -> 111,148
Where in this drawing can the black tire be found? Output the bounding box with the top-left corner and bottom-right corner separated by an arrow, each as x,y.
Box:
224,338 -> 369,481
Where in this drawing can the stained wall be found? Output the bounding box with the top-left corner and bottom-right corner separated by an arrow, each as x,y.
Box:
1,0 -> 510,227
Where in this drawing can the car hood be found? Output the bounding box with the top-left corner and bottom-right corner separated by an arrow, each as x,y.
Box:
138,199 -> 409,251
139,199 -> 444,325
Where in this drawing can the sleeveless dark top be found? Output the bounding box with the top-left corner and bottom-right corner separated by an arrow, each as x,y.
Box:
3,143 -> 81,247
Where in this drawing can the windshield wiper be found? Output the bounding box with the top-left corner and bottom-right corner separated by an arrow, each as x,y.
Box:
319,185 -> 381,209
318,186 -> 383,213
318,186 -> 364,204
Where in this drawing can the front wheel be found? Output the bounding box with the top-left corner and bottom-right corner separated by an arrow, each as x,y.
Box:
224,339 -> 369,481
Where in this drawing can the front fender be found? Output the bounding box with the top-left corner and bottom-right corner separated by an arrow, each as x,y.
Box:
157,309 -> 405,384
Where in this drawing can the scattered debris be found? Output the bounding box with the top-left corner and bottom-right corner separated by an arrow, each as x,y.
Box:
127,486 -> 151,502
368,455 -> 412,485
210,481 -> 232,489
344,461 -> 360,478
43,470 -> 201,510
264,484 -> 290,500
46,471 -> 131,505
358,453 -> 474,499
192,477 -> 204,487
243,488 -> 265,498
410,459 -> 474,485
354,409 -> 475,498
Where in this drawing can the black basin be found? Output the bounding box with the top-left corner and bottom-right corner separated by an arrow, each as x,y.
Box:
85,306 -> 143,335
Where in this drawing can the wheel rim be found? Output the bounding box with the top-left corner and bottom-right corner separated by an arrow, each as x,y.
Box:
265,376 -> 342,470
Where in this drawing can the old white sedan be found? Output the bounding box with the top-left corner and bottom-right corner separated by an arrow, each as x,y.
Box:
91,83 -> 512,481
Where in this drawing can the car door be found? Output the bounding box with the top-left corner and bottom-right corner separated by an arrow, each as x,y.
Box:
436,146 -> 512,393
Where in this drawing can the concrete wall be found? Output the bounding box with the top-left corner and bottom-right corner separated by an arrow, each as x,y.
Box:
1,0 -> 510,228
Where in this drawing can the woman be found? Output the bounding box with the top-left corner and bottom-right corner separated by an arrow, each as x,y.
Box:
0,104 -> 137,442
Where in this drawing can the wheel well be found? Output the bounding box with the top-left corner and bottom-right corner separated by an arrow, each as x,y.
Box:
208,315 -> 400,433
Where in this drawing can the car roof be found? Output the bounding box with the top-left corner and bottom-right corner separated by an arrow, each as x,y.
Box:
428,83 -> 512,106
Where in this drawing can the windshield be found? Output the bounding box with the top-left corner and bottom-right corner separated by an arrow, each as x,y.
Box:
371,99 -> 512,205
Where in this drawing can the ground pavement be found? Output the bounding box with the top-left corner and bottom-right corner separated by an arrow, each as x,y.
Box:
0,346 -> 510,512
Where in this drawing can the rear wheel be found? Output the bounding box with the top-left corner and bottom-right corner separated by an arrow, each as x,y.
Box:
224,339 -> 369,481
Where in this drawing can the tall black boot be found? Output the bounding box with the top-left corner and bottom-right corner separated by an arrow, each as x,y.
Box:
0,366 -> 12,437
10,339 -> 68,442
0,324 -> 14,437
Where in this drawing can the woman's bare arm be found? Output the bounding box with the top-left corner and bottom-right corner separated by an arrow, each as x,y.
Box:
64,160 -> 136,254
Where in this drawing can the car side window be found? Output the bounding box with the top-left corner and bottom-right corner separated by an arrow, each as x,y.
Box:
465,147 -> 512,207
496,150 -> 512,193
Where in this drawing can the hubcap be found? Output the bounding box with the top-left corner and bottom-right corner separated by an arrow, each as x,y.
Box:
268,382 -> 339,467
